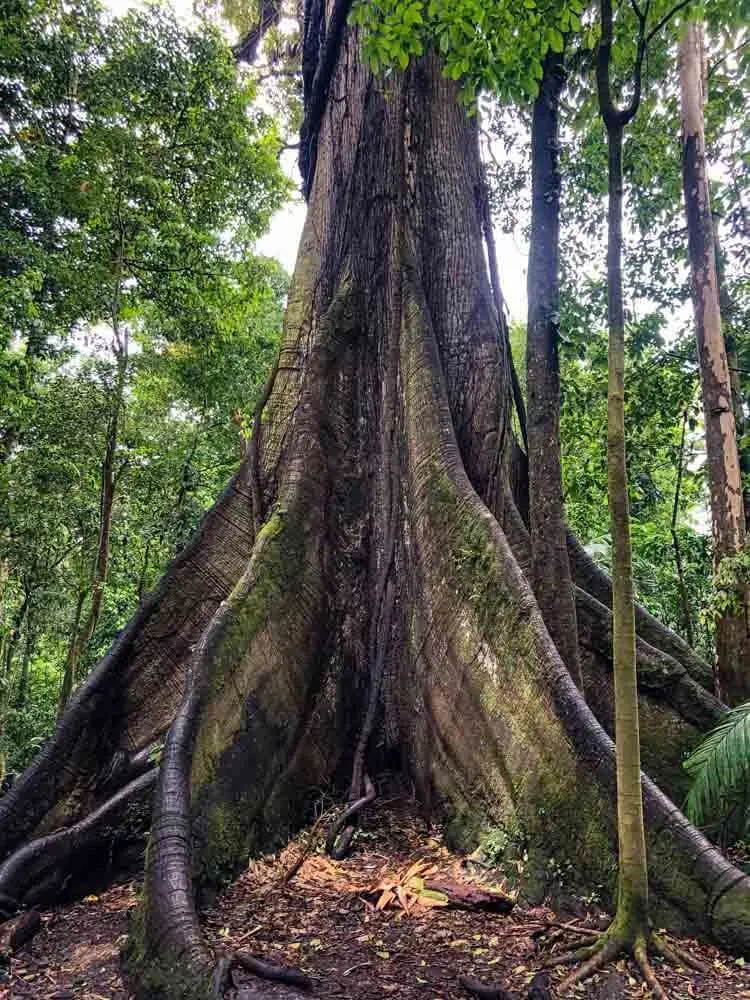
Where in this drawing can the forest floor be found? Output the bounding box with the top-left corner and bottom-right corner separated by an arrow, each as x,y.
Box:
4,797 -> 750,1000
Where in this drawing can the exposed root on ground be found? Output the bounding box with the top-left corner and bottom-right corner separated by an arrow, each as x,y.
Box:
325,773 -> 376,860
545,922 -> 710,998
211,949 -> 312,996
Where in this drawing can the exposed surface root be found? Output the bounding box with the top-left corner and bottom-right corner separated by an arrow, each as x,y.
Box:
634,939 -> 667,1000
547,934 -> 611,968
551,925 -> 710,997
234,951 -> 313,989
460,970 -> 553,999
325,773 -> 376,860
651,931 -> 711,973
0,768 -> 156,908
211,950 -> 313,997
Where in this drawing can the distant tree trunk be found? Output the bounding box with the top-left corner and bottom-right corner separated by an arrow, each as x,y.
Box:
671,408 -> 695,647
0,594 -> 28,781
2,9 -> 750,996
526,47 -> 583,688
680,20 -> 749,706
58,331 -> 127,714
714,230 -> 750,533
14,614 -> 35,712
58,588 -> 86,714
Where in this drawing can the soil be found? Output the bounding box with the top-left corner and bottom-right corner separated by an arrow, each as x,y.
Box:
4,798 -> 750,999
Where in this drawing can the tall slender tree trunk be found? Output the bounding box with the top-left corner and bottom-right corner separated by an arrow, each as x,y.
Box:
680,20 -> 749,706
588,0 -> 651,972
526,47 -> 583,688
604,119 -> 649,940
58,334 -> 126,714
671,407 -> 695,646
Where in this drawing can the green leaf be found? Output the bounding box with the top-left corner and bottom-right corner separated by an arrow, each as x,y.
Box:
549,26 -> 564,53
684,702 -> 750,827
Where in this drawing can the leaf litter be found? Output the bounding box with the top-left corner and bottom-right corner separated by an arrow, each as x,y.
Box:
5,796 -> 750,998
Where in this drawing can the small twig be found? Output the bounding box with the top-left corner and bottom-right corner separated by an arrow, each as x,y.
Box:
343,960 -> 371,976
233,923 -> 262,945
282,808 -> 328,884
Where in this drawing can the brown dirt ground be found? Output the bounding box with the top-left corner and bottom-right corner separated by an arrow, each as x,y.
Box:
4,798 -> 750,999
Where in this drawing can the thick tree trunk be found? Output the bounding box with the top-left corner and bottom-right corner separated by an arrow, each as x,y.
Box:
526,47 -> 582,687
3,11 -> 750,998
680,20 -> 750,705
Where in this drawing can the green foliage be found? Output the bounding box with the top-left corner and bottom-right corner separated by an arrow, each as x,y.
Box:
349,0 -> 585,100
684,701 -> 750,842
479,825 -> 511,864
0,0 -> 288,393
702,547 -> 750,627
508,315 -> 713,654
0,0 -> 289,772
560,325 -> 712,653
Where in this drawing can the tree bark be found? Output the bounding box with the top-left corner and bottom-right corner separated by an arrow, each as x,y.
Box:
680,19 -> 750,706
671,407 -> 695,646
595,0 -> 650,954
715,229 -> 750,533
526,47 -> 583,688
605,115 -> 649,941
2,12 -> 750,998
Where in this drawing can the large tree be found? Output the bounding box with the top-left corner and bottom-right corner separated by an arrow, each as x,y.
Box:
2,3 -> 750,997
679,18 -> 749,706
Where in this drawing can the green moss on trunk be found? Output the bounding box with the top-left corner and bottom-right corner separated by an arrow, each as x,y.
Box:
417,462 -> 619,900
122,904 -> 213,1000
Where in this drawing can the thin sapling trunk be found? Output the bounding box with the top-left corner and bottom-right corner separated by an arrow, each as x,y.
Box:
553,2 -> 710,991
671,408 -> 694,647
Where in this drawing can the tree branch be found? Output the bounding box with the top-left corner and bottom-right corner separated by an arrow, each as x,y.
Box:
234,0 -> 284,64
646,0 -> 692,44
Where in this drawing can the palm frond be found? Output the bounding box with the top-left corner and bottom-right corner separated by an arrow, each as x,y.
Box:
683,701 -> 750,829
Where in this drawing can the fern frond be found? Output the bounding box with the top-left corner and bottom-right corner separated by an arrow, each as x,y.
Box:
684,701 -> 750,829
